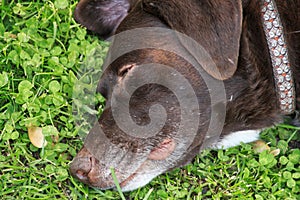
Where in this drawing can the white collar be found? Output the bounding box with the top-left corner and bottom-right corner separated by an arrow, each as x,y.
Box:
261,0 -> 296,115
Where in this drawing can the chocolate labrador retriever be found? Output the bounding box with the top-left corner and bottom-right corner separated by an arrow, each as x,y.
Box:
70,0 -> 300,191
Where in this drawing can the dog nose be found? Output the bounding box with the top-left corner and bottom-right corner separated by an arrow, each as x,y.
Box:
70,149 -> 113,188
70,147 -> 95,182
70,156 -> 93,182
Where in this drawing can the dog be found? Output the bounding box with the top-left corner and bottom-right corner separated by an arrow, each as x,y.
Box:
70,0 -> 300,191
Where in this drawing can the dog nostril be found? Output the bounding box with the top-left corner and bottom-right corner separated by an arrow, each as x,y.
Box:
76,169 -> 88,180
76,170 -> 85,180
70,156 -> 93,181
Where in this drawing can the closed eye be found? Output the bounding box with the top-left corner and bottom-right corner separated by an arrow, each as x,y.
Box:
118,64 -> 135,77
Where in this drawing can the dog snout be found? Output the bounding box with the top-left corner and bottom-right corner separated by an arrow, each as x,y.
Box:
70,147 -> 115,188
70,157 -> 93,182
70,147 -> 94,182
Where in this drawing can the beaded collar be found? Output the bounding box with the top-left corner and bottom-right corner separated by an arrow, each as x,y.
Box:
261,0 -> 295,115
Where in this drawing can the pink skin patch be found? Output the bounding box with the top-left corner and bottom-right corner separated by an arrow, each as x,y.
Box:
148,138 -> 176,160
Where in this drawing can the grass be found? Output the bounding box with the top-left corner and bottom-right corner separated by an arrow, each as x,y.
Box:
0,0 -> 299,199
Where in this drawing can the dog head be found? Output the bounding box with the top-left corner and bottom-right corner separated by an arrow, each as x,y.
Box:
70,0 -> 244,191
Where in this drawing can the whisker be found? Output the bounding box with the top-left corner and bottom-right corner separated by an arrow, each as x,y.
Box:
287,30 -> 300,34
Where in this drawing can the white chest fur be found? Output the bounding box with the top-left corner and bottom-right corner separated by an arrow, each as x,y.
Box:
209,130 -> 261,149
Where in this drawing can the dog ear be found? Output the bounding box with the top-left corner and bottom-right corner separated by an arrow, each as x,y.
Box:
74,0 -> 130,39
142,0 -> 242,80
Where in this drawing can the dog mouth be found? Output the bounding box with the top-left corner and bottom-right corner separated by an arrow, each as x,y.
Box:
71,152 -> 148,190
70,138 -> 176,190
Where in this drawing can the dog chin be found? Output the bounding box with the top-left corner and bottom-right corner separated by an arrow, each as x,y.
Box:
120,171 -> 162,192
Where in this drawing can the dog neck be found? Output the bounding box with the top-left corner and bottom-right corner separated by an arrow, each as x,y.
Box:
261,0 -> 296,114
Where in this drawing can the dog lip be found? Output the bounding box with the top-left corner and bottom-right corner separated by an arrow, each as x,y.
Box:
82,155 -> 142,190
86,142 -> 174,189
105,160 -> 149,190
77,148 -> 154,190
119,171 -> 138,188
